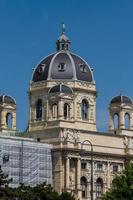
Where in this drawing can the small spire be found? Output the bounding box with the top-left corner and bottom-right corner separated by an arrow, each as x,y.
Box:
120,91 -> 122,96
62,22 -> 66,34
120,91 -> 122,102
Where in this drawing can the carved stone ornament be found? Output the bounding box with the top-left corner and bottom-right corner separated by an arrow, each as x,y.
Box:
77,81 -> 92,88
77,95 -> 94,105
31,80 -> 47,88
123,136 -> 133,153
55,81 -> 73,86
63,129 -> 80,143
73,130 -> 80,143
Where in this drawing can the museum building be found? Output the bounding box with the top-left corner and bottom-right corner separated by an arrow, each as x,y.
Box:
1,24 -> 133,199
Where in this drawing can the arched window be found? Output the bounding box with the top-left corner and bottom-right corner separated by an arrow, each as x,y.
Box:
52,103 -> 58,119
96,178 -> 103,198
36,99 -> 42,120
64,103 -> 70,119
81,99 -> 89,120
125,113 -> 130,129
6,113 -> 12,128
114,113 -> 119,129
80,176 -> 87,198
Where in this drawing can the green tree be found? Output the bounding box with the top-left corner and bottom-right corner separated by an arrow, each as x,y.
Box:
0,166 -> 12,188
34,183 -> 59,200
0,166 -> 12,198
59,191 -> 76,200
102,163 -> 133,200
8,182 -> 59,200
12,184 -> 36,200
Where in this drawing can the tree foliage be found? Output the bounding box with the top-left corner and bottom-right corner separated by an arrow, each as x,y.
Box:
0,166 -> 12,199
0,166 -> 12,188
59,191 -> 76,200
102,163 -> 133,200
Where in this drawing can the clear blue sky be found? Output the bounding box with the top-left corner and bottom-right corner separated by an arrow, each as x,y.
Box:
0,0 -> 133,132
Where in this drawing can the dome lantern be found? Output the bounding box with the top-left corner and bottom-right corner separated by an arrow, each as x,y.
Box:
56,23 -> 71,51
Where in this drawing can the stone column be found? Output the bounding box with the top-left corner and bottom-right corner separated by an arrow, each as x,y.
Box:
109,113 -> 114,131
66,157 -> 70,190
77,158 -> 81,199
58,101 -> 63,119
119,111 -> 125,129
70,102 -> 74,120
107,162 -> 111,189
46,100 -> 49,120
130,112 -> 133,130
31,105 -> 35,122
1,110 -> 5,128
12,112 -> 16,129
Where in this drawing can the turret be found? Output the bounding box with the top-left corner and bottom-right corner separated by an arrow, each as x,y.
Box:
109,95 -> 133,136
0,95 -> 16,133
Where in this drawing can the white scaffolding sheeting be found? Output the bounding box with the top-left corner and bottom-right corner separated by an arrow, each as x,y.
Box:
0,136 -> 52,187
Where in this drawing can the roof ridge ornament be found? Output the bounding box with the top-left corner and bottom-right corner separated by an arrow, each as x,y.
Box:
60,83 -> 62,92
120,93 -> 123,103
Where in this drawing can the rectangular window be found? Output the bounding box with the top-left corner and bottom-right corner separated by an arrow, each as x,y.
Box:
81,162 -> 87,170
70,159 -> 75,169
58,63 -> 66,71
3,154 -> 9,164
79,64 -> 87,73
113,165 -> 118,172
82,190 -> 86,198
97,163 -> 103,171
96,185 -> 102,198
